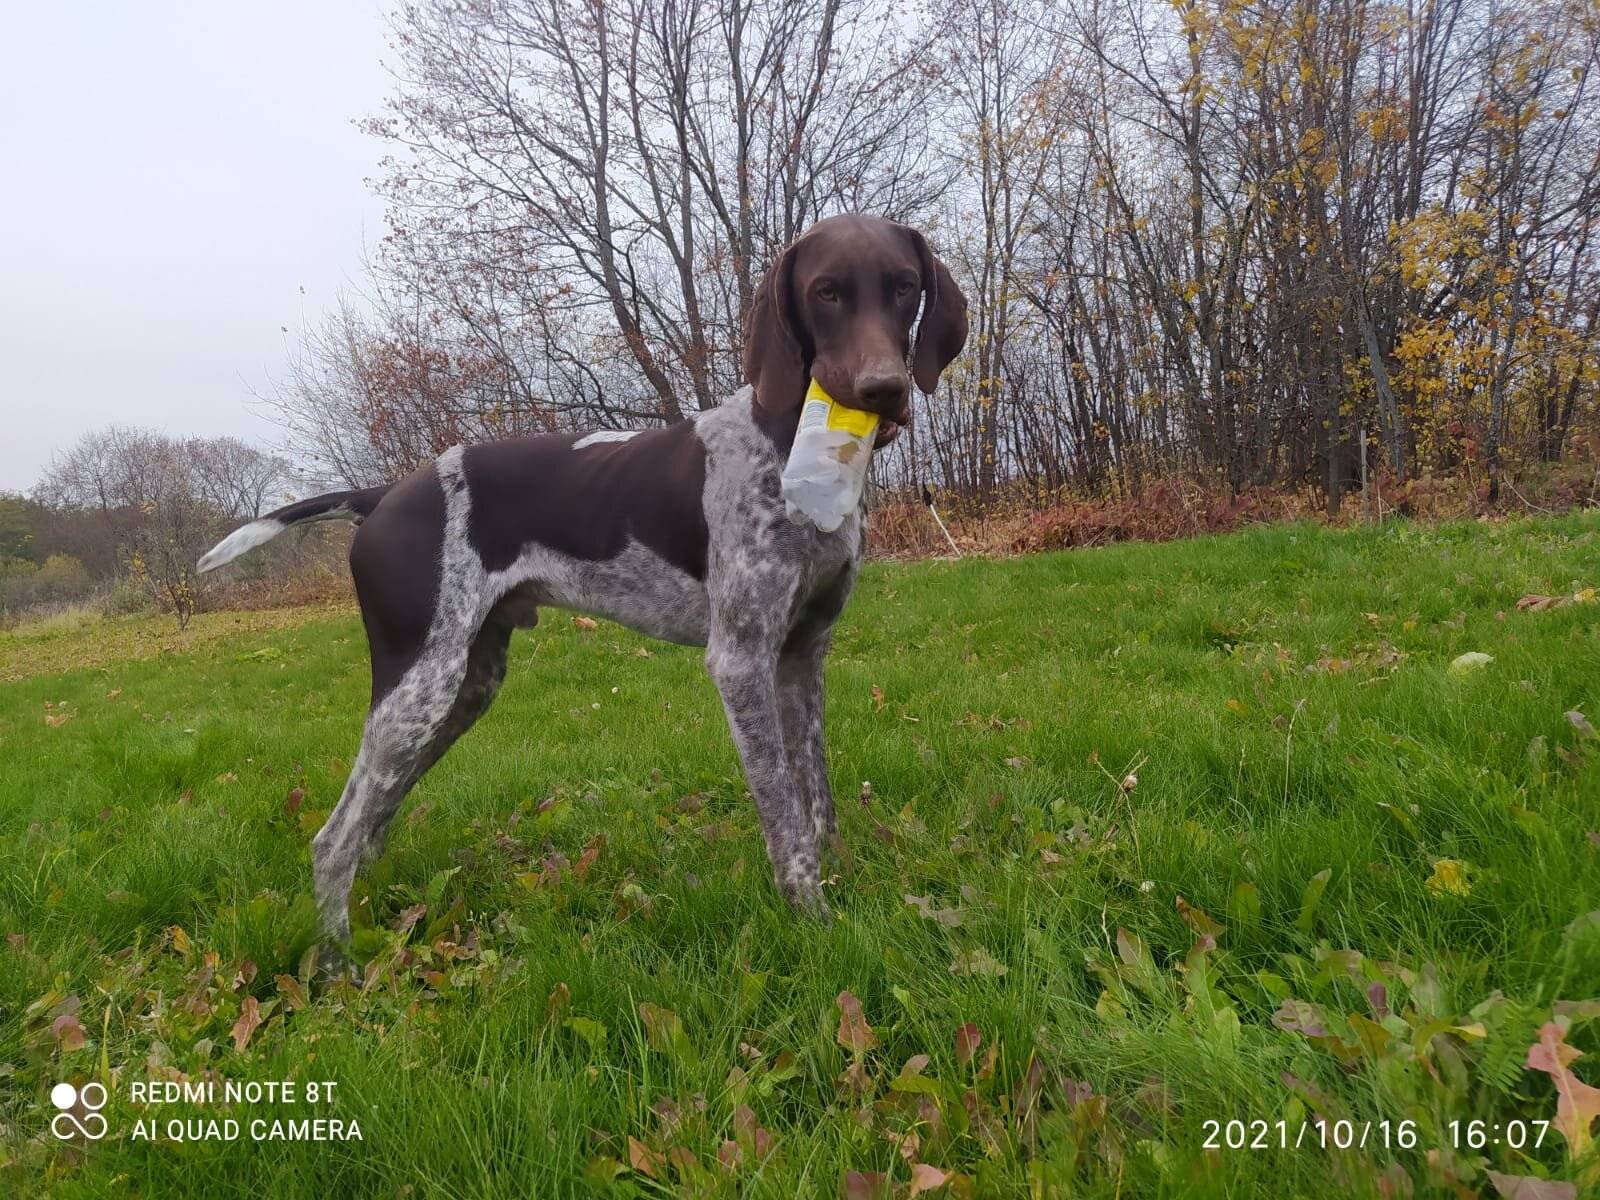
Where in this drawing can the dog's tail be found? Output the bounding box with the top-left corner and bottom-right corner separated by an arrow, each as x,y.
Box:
196,485 -> 391,574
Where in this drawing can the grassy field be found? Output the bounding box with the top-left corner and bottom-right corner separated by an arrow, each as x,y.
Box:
3,516 -> 1599,1198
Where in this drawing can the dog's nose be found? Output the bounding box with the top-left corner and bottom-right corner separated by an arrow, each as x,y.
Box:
855,371 -> 909,412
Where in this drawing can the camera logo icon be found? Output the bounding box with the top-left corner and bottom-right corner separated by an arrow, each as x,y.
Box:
50,1081 -> 108,1141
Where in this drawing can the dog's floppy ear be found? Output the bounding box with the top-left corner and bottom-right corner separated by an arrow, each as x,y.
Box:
743,238 -> 808,413
906,229 -> 969,395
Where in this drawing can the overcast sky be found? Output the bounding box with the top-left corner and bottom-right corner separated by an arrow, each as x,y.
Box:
0,1 -> 391,491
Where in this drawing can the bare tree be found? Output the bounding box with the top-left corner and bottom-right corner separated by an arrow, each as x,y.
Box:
36,429 -> 289,625
265,0 -> 1599,514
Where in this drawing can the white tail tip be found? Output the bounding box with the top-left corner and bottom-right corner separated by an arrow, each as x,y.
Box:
196,519 -> 286,573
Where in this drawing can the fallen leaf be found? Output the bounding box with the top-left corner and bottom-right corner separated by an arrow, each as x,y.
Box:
950,947 -> 1007,977
1448,651 -> 1493,676
1526,1020 -> 1600,1159
232,996 -> 262,1053
571,616 -> 598,630
844,1171 -> 891,1200
733,1104 -> 775,1161
1487,1170 -> 1577,1200
1566,711 -> 1596,740
1426,858 -> 1472,898
274,974 -> 308,1012
574,835 -> 603,879
1176,895 -> 1225,938
885,1128 -> 920,1161
836,991 -> 878,1053
1271,998 -> 1328,1038
954,1022 -> 982,1065
44,712 -> 72,727
908,1163 -> 949,1196
52,1014 -> 86,1051
639,1002 -> 687,1055
627,1135 -> 664,1178
837,1060 -> 874,1100
905,894 -> 962,926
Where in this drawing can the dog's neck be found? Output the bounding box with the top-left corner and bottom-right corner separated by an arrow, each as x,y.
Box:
749,383 -> 805,457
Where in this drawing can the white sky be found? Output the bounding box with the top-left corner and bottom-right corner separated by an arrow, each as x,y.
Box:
0,0 -> 391,491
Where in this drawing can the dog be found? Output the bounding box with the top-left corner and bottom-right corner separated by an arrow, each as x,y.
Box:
198,214 -> 968,967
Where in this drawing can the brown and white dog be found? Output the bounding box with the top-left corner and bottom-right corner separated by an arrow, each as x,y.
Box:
198,214 -> 968,969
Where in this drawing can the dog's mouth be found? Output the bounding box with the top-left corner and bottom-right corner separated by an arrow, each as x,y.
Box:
874,413 -> 908,448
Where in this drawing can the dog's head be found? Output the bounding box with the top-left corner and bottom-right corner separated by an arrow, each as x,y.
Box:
743,214 -> 969,445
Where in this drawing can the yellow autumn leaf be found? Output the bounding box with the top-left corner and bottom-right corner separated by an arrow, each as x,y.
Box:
1426,858 -> 1471,898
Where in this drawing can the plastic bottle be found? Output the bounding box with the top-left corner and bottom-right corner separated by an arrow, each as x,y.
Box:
780,379 -> 880,532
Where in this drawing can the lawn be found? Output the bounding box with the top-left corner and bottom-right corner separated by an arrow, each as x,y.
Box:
2,516 -> 1598,1198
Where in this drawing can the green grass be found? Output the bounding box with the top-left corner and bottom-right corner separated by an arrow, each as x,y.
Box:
3,516 -> 1599,1198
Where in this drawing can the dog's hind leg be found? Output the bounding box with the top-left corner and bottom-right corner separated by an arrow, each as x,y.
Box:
358,613 -> 515,862
312,609 -> 520,973
311,637 -> 470,955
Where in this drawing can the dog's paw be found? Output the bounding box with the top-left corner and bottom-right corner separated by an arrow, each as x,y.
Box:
313,944 -> 361,989
782,880 -> 832,921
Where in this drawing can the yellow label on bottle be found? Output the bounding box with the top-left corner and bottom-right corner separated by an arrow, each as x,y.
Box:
806,379 -> 879,438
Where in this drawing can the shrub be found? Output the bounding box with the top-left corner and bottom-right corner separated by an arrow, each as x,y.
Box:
0,553 -> 94,618
102,578 -> 153,617
34,554 -> 91,601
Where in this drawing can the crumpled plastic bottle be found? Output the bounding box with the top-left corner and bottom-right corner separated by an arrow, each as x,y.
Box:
780,379 -> 880,532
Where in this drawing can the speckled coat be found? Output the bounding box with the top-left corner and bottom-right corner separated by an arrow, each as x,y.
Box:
194,214 -> 968,969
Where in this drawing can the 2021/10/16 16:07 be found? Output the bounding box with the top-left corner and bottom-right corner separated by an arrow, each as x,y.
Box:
1202,1119 -> 1552,1150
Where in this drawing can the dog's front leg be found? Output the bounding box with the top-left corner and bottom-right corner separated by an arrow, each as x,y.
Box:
777,570 -> 854,867
778,636 -> 840,866
707,630 -> 825,914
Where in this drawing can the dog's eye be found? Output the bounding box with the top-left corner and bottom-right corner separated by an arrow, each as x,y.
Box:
816,283 -> 839,302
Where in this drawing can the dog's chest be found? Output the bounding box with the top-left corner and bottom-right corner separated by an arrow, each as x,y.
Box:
700,399 -> 864,584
